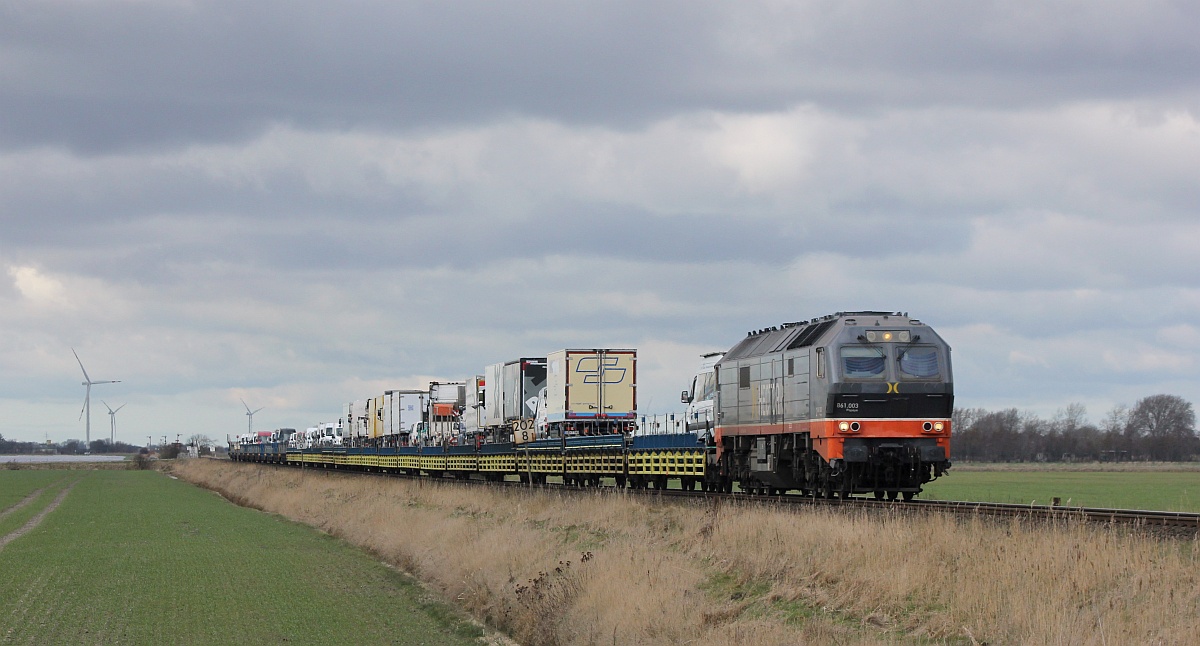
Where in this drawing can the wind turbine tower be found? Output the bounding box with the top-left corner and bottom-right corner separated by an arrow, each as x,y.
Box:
102,401 -> 126,445
241,399 -> 264,435
73,349 -> 120,449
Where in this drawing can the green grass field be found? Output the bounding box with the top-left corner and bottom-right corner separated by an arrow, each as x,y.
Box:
0,469 -> 484,645
922,468 -> 1200,512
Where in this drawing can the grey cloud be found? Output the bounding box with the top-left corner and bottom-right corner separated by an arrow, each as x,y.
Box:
3,2 -> 1199,154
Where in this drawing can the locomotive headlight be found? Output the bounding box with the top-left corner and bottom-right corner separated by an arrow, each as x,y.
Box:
865,330 -> 911,342
839,421 -> 850,432
934,422 -> 945,432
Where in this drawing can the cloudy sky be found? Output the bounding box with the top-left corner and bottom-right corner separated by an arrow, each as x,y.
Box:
2,1 -> 1199,445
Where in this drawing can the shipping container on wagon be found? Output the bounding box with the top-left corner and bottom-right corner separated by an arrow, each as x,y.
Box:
544,349 -> 637,434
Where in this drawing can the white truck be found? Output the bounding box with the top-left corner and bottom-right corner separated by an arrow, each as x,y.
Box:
415,381 -> 465,446
680,352 -> 724,442
345,399 -> 372,446
318,421 -> 344,447
536,349 -> 637,440
481,358 -> 547,443
382,389 -> 425,446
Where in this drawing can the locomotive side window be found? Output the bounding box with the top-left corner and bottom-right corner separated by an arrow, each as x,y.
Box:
899,346 -> 940,379
841,346 -> 886,379
739,366 -> 750,389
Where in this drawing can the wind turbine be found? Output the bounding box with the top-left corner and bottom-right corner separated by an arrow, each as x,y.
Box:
73,348 -> 120,449
102,400 -> 125,445
241,398 -> 264,435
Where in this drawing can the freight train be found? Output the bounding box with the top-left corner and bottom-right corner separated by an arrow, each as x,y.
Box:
230,313 -> 953,498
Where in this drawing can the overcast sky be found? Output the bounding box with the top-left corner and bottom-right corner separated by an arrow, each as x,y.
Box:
2,1 -> 1199,445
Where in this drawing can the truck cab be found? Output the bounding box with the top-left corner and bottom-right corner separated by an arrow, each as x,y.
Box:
680,352 -> 724,442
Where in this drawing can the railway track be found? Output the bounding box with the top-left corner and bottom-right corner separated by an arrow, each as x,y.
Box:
230,458 -> 1200,537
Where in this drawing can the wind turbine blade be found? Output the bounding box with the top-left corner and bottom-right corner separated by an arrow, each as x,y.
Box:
114,404 -> 126,413
241,398 -> 251,414
79,398 -> 87,421
102,400 -> 114,414
72,348 -> 92,382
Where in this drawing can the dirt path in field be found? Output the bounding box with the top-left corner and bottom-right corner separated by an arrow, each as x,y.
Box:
0,480 -> 78,552
0,484 -> 57,521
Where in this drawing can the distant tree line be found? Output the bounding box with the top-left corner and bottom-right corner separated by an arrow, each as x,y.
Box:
0,434 -> 146,455
953,394 -> 1199,462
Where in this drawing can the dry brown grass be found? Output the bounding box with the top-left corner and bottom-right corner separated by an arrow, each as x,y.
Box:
172,460 -> 1200,645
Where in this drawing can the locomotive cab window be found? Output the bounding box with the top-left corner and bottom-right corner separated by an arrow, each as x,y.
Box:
898,346 -> 940,380
840,346 -> 887,379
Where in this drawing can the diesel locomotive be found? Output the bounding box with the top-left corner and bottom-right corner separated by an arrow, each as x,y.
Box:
689,311 -> 952,499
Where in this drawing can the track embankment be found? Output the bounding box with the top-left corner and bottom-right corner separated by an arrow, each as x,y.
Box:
175,459 -> 1200,646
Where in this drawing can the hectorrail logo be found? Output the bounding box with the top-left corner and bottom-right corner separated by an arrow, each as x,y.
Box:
576,356 -> 627,384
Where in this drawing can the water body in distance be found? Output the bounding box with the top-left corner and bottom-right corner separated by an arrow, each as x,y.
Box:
1,455 -> 128,463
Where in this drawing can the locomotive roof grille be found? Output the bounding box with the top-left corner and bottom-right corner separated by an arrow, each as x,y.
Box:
721,313 -> 914,362
786,319 -> 837,350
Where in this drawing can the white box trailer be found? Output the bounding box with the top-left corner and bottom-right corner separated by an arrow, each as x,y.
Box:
481,362 -> 505,430
383,390 -> 426,443
544,349 -> 637,435
461,376 -> 484,436
347,399 -> 371,444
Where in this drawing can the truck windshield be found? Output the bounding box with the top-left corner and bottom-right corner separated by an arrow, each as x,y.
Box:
841,346 -> 886,379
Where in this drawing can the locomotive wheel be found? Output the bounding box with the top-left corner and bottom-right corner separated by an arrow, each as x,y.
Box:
887,490 -> 898,501
903,491 -> 915,501
873,490 -> 884,500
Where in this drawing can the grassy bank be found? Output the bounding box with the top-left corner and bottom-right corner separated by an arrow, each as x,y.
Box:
924,469 -> 1200,511
174,460 -> 1200,645
0,469 -> 486,645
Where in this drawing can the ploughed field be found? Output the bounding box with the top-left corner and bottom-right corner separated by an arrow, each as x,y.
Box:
171,459 -> 1200,645
0,468 -> 484,645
